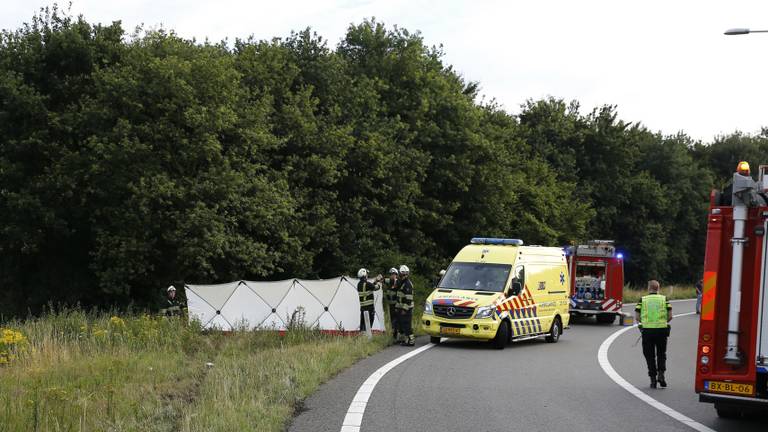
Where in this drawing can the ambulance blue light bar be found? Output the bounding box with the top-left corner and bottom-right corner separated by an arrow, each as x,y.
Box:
470,238 -> 524,246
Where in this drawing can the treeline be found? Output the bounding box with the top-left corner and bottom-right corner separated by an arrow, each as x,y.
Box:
1,8 -> 766,316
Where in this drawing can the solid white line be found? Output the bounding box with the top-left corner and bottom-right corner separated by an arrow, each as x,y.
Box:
598,312 -> 716,432
340,342 -> 439,432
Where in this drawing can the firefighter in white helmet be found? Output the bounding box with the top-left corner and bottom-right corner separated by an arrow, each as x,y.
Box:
162,285 -> 182,317
384,267 -> 400,342
357,268 -> 382,331
396,265 -> 415,346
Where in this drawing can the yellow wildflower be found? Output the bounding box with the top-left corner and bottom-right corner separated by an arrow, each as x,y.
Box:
1,328 -> 26,345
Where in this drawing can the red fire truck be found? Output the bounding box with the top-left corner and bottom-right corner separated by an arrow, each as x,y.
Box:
695,162 -> 768,417
566,240 -> 625,324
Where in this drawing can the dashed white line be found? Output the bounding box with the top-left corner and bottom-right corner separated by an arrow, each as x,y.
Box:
598,311 -> 716,432
340,342 -> 439,432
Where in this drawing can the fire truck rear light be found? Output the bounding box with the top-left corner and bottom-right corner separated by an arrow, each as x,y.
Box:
702,345 -> 711,354
701,355 -> 710,365
711,208 -> 721,215
700,366 -> 709,374
702,334 -> 711,342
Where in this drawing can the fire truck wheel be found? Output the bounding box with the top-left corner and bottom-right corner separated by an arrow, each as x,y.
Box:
492,321 -> 510,350
545,317 -> 562,343
714,404 -> 741,419
596,314 -> 616,324
430,336 -> 441,345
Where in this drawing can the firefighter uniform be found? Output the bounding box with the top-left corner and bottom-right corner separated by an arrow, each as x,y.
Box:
635,293 -> 672,387
384,276 -> 400,340
162,286 -> 183,317
396,277 -> 415,346
357,278 -> 379,331
164,299 -> 182,317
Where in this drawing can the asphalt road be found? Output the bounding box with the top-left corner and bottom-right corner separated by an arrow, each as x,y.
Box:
289,300 -> 767,432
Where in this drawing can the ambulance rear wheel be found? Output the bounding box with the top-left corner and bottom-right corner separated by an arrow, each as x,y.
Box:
430,336 -> 441,345
546,317 -> 561,343
597,314 -> 616,324
715,404 -> 741,419
492,321 -> 510,350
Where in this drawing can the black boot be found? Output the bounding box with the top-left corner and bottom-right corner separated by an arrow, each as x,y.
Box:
657,372 -> 667,388
650,375 -> 658,389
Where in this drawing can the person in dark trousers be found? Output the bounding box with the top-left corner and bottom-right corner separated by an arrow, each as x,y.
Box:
635,280 -> 673,388
384,267 -> 400,342
356,268 -> 381,331
396,265 -> 415,346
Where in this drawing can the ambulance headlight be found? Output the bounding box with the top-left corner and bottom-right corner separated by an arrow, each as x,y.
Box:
424,301 -> 433,315
475,306 -> 494,319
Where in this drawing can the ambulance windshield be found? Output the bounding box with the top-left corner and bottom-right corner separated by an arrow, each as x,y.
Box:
438,262 -> 512,292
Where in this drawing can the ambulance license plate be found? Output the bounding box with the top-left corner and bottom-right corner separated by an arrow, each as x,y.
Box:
704,381 -> 754,396
440,327 -> 461,335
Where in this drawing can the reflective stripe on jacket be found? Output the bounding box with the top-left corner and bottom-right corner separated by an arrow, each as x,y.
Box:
396,278 -> 414,311
384,279 -> 399,306
358,279 -> 376,308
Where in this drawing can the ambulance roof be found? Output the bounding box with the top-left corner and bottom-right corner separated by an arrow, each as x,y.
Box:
454,243 -> 564,265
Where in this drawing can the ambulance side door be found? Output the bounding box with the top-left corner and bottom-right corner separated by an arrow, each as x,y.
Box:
533,262 -> 555,333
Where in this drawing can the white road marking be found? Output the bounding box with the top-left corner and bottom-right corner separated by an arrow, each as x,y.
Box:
340,342 -> 439,432
598,311 -> 716,432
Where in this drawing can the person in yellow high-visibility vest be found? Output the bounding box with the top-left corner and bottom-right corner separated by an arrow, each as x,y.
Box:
634,280 -> 673,388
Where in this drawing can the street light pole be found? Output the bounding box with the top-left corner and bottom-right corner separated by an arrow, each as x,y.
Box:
724,28 -> 768,35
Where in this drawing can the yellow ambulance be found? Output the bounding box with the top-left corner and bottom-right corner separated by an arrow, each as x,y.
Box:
422,238 -> 571,349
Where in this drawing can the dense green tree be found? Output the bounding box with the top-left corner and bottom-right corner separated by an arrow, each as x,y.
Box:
1,9 -> 763,316
692,131 -> 768,186
0,9 -> 304,315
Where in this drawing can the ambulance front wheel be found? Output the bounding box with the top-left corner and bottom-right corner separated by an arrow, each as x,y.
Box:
492,321 -> 510,350
430,336 -> 441,344
546,317 -> 562,343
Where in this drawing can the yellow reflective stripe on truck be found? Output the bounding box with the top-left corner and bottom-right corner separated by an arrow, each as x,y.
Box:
701,271 -> 716,321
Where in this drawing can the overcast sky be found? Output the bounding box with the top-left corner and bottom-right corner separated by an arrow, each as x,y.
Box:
3,1 -> 768,142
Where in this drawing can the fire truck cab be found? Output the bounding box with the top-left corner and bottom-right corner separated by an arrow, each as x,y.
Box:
695,162 -> 768,417
566,240 -> 625,324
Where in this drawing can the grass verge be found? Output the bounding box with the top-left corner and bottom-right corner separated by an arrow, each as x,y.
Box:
0,308 -> 389,432
623,285 -> 698,304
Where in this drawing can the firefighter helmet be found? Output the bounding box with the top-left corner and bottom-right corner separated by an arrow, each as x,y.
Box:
389,267 -> 399,275
399,265 -> 410,275
357,268 -> 368,278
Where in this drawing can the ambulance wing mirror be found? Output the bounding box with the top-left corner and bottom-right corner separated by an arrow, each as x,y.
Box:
510,281 -> 522,296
